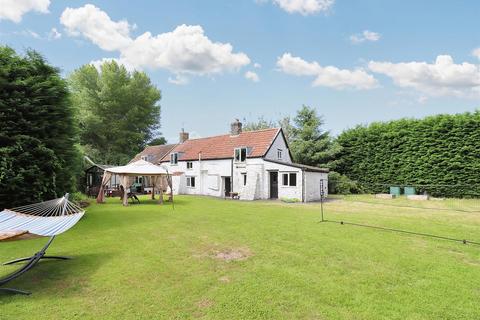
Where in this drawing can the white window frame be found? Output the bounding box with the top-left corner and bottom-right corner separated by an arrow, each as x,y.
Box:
242,173 -> 247,186
234,147 -> 247,163
170,153 -> 178,165
186,161 -> 193,169
277,149 -> 283,160
186,176 -> 196,188
281,172 -> 297,187
141,155 -> 148,161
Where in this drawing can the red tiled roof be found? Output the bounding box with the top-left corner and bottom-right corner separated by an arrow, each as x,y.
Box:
130,144 -> 177,164
160,128 -> 281,162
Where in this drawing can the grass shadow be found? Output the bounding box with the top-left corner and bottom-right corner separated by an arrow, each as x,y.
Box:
0,251 -> 114,298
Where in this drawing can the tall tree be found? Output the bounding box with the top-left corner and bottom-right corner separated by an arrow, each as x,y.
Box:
0,47 -> 81,208
243,115 -> 295,143
243,109 -> 338,168
289,105 -> 341,168
277,115 -> 295,143
70,61 -> 162,164
148,136 -> 167,146
243,116 -> 275,131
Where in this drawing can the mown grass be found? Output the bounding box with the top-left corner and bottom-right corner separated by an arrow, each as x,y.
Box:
1,195 -> 480,319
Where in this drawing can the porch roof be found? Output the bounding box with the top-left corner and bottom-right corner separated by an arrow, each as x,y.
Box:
264,159 -> 329,173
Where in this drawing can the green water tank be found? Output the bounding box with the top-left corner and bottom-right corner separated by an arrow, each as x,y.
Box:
404,187 -> 416,195
389,186 -> 401,196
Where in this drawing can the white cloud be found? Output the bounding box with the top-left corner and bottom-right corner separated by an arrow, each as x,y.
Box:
350,30 -> 381,44
254,63 -> 262,68
245,71 -> 260,82
168,75 -> 189,85
120,24 -> 250,75
14,29 -> 41,39
472,48 -> 480,60
368,55 -> 480,97
27,29 -> 40,39
0,0 -> 50,23
61,5 -> 250,83
272,0 -> 334,15
60,4 -> 133,51
48,27 -> 61,40
276,53 -> 378,90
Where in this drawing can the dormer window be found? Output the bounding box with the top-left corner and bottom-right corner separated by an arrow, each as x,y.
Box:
234,147 -> 247,162
170,152 -> 178,165
141,155 -> 152,162
277,149 -> 282,160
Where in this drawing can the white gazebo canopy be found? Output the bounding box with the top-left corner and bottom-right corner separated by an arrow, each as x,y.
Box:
97,160 -> 172,206
104,159 -> 169,176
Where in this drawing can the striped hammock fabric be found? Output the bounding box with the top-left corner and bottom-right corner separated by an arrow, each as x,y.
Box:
0,196 -> 85,239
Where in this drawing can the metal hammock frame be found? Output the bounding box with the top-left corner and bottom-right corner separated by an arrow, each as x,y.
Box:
0,194 -> 84,295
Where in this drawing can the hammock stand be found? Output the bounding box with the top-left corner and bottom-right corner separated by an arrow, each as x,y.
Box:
0,194 -> 84,295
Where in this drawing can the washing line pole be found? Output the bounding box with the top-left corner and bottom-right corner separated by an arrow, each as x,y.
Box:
320,179 -> 325,222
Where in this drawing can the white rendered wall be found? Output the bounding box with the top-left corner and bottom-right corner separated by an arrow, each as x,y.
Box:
263,160 -> 303,201
170,175 -> 185,195
162,158 -> 232,197
238,162 -> 264,200
304,172 -> 329,202
162,154 -> 328,202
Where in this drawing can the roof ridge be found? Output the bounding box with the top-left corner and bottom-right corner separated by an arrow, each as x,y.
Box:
185,127 -> 280,141
146,143 -> 176,148
158,128 -> 281,162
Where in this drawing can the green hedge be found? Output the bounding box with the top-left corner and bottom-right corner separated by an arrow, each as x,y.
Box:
336,111 -> 480,198
0,47 -> 81,209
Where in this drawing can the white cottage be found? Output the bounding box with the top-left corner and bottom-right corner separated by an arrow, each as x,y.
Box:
143,120 -> 328,202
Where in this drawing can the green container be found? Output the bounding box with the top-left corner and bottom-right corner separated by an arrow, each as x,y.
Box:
404,187 -> 416,196
389,186 -> 401,196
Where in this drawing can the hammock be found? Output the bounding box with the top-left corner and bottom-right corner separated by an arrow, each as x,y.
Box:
0,194 -> 84,295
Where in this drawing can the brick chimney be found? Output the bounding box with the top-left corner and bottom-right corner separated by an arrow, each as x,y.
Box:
179,129 -> 189,143
230,119 -> 242,135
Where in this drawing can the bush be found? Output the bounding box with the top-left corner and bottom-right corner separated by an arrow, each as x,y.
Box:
0,135 -> 59,209
328,172 -> 363,195
70,192 -> 91,208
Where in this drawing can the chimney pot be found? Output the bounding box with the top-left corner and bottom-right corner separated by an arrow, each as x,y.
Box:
230,119 -> 242,135
179,129 -> 189,143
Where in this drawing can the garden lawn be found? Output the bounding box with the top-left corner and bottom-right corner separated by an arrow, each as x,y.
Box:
1,195 -> 480,319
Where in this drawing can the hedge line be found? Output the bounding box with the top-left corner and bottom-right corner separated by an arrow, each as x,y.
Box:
336,111 -> 480,198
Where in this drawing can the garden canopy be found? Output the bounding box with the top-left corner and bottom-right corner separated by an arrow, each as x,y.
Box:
96,160 -> 172,206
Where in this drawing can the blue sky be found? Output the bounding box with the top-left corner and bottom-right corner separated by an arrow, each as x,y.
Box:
1,0 -> 479,143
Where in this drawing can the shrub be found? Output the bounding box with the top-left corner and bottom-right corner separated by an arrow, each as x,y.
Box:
328,172 -> 363,195
70,192 -> 91,208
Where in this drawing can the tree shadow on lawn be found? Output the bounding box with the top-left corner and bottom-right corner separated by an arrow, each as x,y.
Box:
83,199 -> 180,230
103,196 -> 186,210
0,251 -> 113,299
